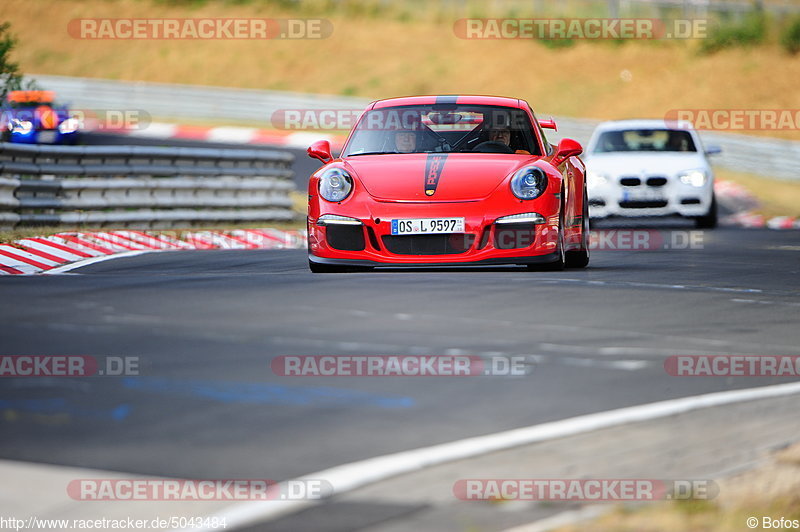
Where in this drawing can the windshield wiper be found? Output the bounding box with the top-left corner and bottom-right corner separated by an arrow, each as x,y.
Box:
347,151 -> 400,156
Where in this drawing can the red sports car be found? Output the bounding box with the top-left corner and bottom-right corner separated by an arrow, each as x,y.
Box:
306,95 -> 589,272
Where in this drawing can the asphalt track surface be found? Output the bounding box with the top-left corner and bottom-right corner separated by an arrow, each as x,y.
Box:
1,227 -> 799,485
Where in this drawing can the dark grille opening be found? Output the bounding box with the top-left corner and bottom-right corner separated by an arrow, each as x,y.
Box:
680,198 -> 701,205
326,225 -> 366,251
382,234 -> 474,255
493,223 -> 537,250
619,200 -> 669,209
477,227 -> 491,250
366,226 -> 381,250
589,198 -> 606,207
646,177 -> 668,187
620,177 -> 641,187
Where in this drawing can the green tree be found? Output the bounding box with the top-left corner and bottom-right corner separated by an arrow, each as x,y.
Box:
0,22 -> 37,101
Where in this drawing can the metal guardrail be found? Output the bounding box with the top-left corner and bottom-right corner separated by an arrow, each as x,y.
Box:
0,142 -> 295,229
30,75 -> 363,126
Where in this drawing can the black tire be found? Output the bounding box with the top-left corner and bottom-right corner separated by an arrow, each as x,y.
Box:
695,194 -> 718,229
565,188 -> 591,268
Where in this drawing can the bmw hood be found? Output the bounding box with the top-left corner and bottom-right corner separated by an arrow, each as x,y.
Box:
585,153 -> 709,178
343,154 -> 535,201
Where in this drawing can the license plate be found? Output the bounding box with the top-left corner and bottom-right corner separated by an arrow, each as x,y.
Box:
391,217 -> 465,235
37,130 -> 57,144
622,189 -> 664,202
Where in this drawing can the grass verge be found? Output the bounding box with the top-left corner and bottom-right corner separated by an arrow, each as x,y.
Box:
715,168 -> 800,218
555,441 -> 800,532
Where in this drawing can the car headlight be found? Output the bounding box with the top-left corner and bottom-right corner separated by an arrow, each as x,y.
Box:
58,118 -> 80,134
317,214 -> 362,226
678,170 -> 707,187
9,119 -> 33,135
510,166 -> 548,200
495,212 -> 546,224
587,171 -> 608,188
318,168 -> 353,202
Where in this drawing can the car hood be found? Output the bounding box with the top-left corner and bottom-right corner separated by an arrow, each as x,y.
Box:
585,152 -> 709,177
343,154 -> 535,201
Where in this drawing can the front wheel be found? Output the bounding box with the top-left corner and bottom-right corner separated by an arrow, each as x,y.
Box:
565,189 -> 591,268
694,194 -> 718,229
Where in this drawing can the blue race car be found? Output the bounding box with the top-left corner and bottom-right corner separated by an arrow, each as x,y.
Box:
1,90 -> 80,144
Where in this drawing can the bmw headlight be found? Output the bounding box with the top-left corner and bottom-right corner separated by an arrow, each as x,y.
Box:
318,168 -> 353,202
510,166 -> 548,200
9,119 -> 33,135
587,171 -> 608,188
678,170 -> 707,187
58,118 -> 80,134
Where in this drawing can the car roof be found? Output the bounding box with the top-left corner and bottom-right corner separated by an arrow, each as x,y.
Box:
370,95 -> 524,109
594,119 -> 695,132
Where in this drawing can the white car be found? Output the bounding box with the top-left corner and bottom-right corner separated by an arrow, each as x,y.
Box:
584,120 -> 720,228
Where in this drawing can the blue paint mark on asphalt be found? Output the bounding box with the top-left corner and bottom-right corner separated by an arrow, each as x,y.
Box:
121,377 -> 414,409
0,398 -> 132,421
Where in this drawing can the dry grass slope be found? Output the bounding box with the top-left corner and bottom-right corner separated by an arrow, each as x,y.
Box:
1,0 -> 800,139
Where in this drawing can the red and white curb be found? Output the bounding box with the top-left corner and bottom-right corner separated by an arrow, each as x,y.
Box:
101,122 -> 346,150
0,229 -> 308,275
715,180 -> 800,229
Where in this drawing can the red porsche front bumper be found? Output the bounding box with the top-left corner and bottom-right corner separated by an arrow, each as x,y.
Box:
308,196 -> 562,267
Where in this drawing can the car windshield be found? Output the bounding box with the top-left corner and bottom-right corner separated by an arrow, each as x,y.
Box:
342,104 -> 541,156
7,102 -> 54,110
593,129 -> 697,153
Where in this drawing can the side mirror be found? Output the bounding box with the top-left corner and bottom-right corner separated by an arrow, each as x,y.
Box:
308,140 -> 333,163
552,138 -> 582,166
705,145 -> 722,156
539,118 -> 558,131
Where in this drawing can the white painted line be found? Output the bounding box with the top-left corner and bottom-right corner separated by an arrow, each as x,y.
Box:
44,250 -> 154,274
180,381 -> 800,531
502,505 -> 609,532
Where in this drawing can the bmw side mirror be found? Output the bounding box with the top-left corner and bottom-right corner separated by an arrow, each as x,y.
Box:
308,140 -> 333,163
552,138 -> 582,166
705,145 -> 722,156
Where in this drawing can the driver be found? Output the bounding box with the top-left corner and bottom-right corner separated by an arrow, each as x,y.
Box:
488,126 -> 512,147
486,126 -> 530,155
393,130 -> 417,153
